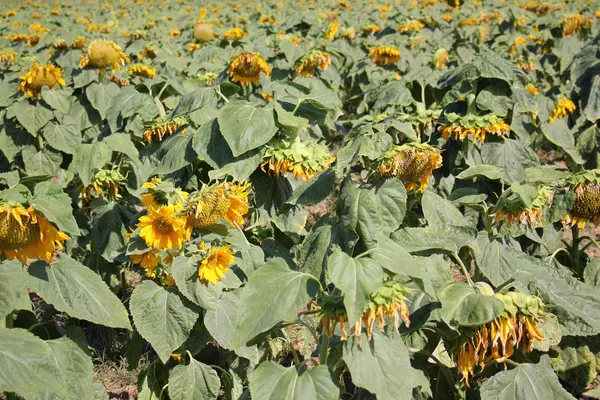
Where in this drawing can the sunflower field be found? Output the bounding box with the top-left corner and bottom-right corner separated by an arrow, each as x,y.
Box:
2,0 -> 600,399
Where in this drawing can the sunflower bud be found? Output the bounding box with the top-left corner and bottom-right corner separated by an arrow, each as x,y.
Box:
293,50 -> 331,77
563,171 -> 600,228
261,139 -> 335,181
370,46 -> 400,65
433,48 -> 449,69
194,23 -> 214,41
18,63 -> 66,99
438,113 -> 510,143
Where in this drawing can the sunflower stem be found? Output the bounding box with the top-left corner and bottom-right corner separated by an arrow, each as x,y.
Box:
451,252 -> 473,286
320,333 -> 330,366
37,134 -> 44,151
571,225 -> 581,278
280,328 -> 301,365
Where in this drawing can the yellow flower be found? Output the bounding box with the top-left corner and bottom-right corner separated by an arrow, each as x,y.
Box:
137,205 -> 191,251
197,242 -> 235,285
459,18 -> 478,26
378,143 -> 442,193
71,36 -> 88,49
129,30 -> 147,40
10,33 -> 29,43
397,20 -> 424,33
562,14 -> 592,37
563,176 -> 600,229
370,46 -> 400,65
361,24 -> 381,35
139,45 -> 157,59
128,64 -> 156,78
441,13 -> 452,22
0,50 -> 16,63
6,10 -> 17,17
29,23 -> 49,33
170,29 -> 181,38
52,39 -> 68,49
79,40 -> 130,73
525,84 -> 539,96
222,181 -> 251,228
130,249 -> 161,277
324,20 -> 339,40
0,205 -> 70,263
549,98 -> 576,122
185,181 -> 251,229
261,92 -> 273,102
433,48 -> 449,69
294,50 -> 331,77
438,116 -> 510,144
494,186 -> 552,227
223,27 -> 246,40
143,117 -> 187,143
259,14 -> 278,25
80,169 -> 127,204
140,177 -> 189,210
261,139 -> 335,181
51,8 -> 60,15
108,74 -> 130,86
228,52 -> 271,86
18,63 -> 66,99
27,34 -> 40,47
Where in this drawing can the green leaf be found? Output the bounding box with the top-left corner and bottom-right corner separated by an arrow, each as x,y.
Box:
370,235 -> 427,279
343,327 -> 423,400
172,87 -> 218,117
437,282 -> 504,328
73,69 -> 99,89
391,225 -> 477,254
232,258 -> 319,347
456,165 -> 504,181
31,181 -> 80,235
0,328 -> 67,398
297,220 -> 332,282
422,191 -> 469,227
583,258 -> 600,288
550,337 -> 597,393
371,80 -> 412,110
90,201 -> 131,261
249,362 -> 339,400
171,254 -> 223,310
104,132 -> 139,162
138,360 -> 169,400
328,250 -> 384,324
524,167 -> 571,184
12,102 -> 53,136
274,102 -> 309,129
583,74 -> 600,122
22,146 -> 62,177
0,260 -> 30,320
476,83 -> 510,117
285,169 -> 335,206
153,134 -> 194,175
70,142 -> 112,186
130,280 -> 198,362
168,358 -> 220,400
86,82 -> 119,119
481,139 -> 539,183
217,101 -> 278,156
480,356 -> 575,400
28,256 -> 131,329
42,86 -> 73,114
43,120 -> 82,154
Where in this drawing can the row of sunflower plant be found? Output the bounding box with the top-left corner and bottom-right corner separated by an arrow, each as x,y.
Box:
1,0 -> 600,399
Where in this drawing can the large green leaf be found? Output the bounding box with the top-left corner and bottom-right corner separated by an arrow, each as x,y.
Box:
70,142 -> 112,186
31,181 -> 80,235
103,132 -> 139,162
86,82 -> 119,119
22,147 -> 62,177
43,120 -> 82,154
28,256 -> 131,329
249,362 -> 339,400
138,360 -> 169,400
297,220 -> 332,282
168,358 -> 220,400
0,260 -> 30,319
422,191 -> 469,227
217,101 -> 278,156
480,356 -> 575,400
328,250 -> 384,325
437,282 -> 504,328
232,258 -> 319,347
130,280 -> 198,362
90,201 -> 131,261
41,86 -> 73,114
343,327 -> 425,400
152,134 -> 194,175
11,102 -> 53,136
0,328 -> 67,398
171,254 -> 223,310
391,225 -> 477,254
481,139 -> 539,183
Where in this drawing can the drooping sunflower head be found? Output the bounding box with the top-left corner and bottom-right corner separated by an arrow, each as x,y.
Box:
438,113 -> 510,143
0,50 -> 16,64
185,181 -> 251,229
228,52 -> 271,86
259,14 -> 278,25
18,63 -> 66,99
128,63 -> 156,78
370,46 -> 400,65
170,30 -> 181,38
79,40 -> 130,72
129,30 -> 147,41
397,20 -> 424,33
548,97 -> 576,122
194,23 -> 214,41
320,295 -> 350,340
340,27 -> 356,39
0,203 -> 70,263
361,24 -> 382,35
137,204 -> 191,251
143,116 -> 187,143
494,185 -> 553,227
197,241 -> 236,284
80,169 -> 127,204
562,14 -> 592,37
293,49 -> 331,77
52,38 -> 68,49
140,177 -> 189,210
138,44 -> 157,59
261,139 -> 335,181
377,143 -> 442,193
71,36 -> 88,49
130,248 -> 161,277
324,20 -> 339,40
525,84 -> 539,96
222,27 -> 246,41
563,170 -> 600,229
6,10 -> 17,17
433,48 -> 449,69
10,33 -> 29,43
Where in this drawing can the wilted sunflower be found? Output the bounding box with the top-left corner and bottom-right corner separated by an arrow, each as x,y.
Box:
138,45 -> 157,59
128,64 -> 156,78
71,36 -> 88,49
324,20 -> 339,40
143,117 -> 187,143
438,113 -> 510,143
79,40 -> 130,74
129,30 -> 147,41
10,33 -> 29,43
0,50 -> 16,63
562,14 -> 592,37
197,241 -> 236,284
185,181 -> 251,229
140,177 -> 189,210
259,14 -> 278,25
294,50 -> 331,77
548,98 -> 576,122
433,48 -> 449,69
0,203 -> 69,263
52,38 -> 68,49
397,20 -> 424,33
222,27 -> 246,40
18,63 -> 66,99
170,29 -> 181,38
361,24 -> 382,35
29,23 -> 49,33
80,169 -> 127,204
494,186 -> 553,227
563,170 -> 600,229
6,10 -> 16,17
108,74 -> 130,86
340,27 -> 356,39
525,84 -> 539,96
370,46 -> 400,65
26,34 -> 40,47
456,292 -> 547,386
137,205 -> 190,251
228,52 -> 271,86
261,139 -> 335,181
377,143 -> 442,193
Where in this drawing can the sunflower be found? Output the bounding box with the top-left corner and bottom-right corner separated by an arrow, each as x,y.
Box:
143,117 -> 187,142
324,20 -> 339,40
108,74 -> 130,86
130,249 -> 161,277
563,171 -> 600,229
433,48 -> 449,69
562,14 -> 592,37
370,46 -> 400,65
27,34 -> 40,47
438,114 -> 510,143
170,29 -> 181,38
222,181 -> 251,227
261,139 -> 335,181
441,13 -> 452,22
185,181 -> 251,229
259,14 -> 278,25
128,64 -> 156,78
222,27 -> 246,40
397,20 -> 424,33
129,30 -> 147,40
457,292 -> 547,386
494,186 -> 553,227
79,40 -> 130,74
197,242 -> 236,284
140,177 -> 189,210
340,27 -> 356,39
18,63 -> 66,99
549,98 -> 576,122
188,43 -> 201,54
0,204 -> 70,263
377,143 -> 442,193
0,50 -> 16,63
6,10 -> 16,17
138,45 -> 157,59
137,205 -> 190,251
29,23 -> 49,33
71,36 -> 88,49
80,169 -> 127,204
361,24 -> 381,35
10,33 -> 29,43
228,52 -> 271,86
294,50 -> 331,77
52,39 -> 68,49
525,84 -> 539,96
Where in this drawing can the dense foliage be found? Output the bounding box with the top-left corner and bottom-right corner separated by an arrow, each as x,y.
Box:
1,0 -> 600,399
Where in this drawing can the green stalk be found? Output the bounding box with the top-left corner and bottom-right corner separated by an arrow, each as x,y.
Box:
451,252 -> 473,286
280,328 -> 301,365
320,334 -> 330,366
571,225 -> 581,278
